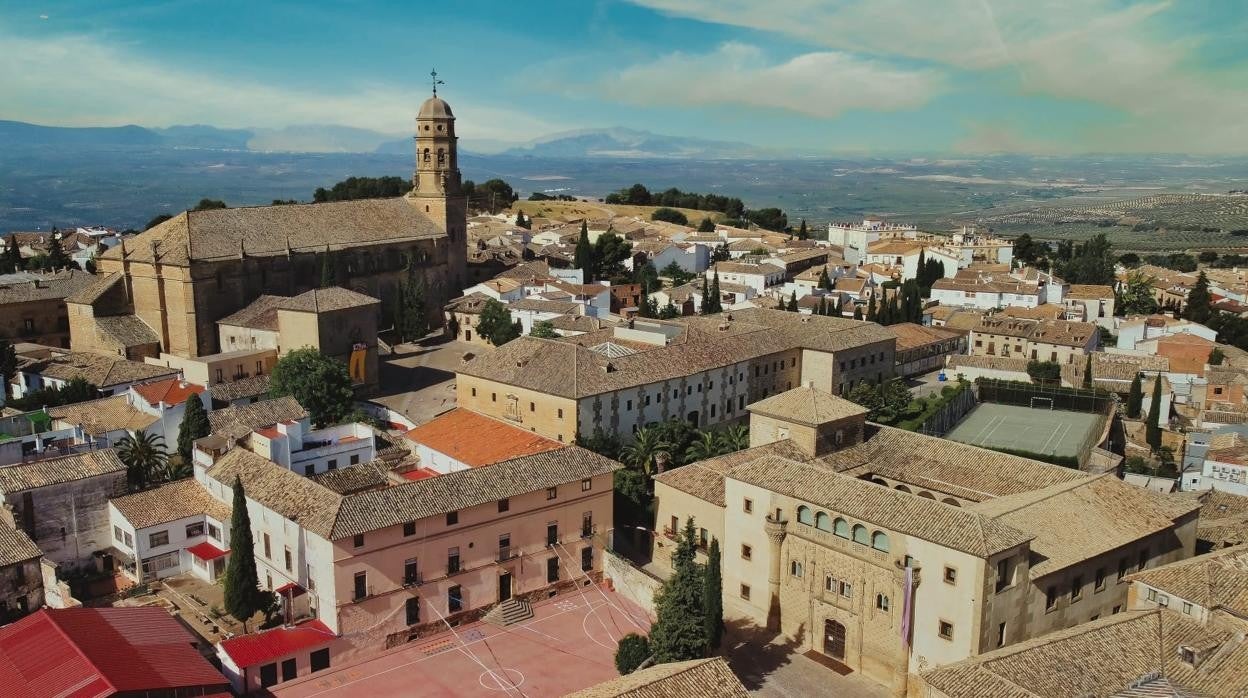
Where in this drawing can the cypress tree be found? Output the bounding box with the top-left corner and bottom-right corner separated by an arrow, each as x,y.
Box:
3,236 -> 23,271
574,221 -> 595,281
1184,271 -> 1213,324
700,276 -> 712,315
797,219 -> 808,240
916,248 -> 926,286
1082,354 -> 1093,389
816,296 -> 827,316
703,538 -> 723,650
319,250 -> 333,288
1126,374 -> 1143,418
176,392 -> 210,465
46,235 -> 70,270
1146,374 -> 1164,451
818,268 -> 833,292
709,272 -> 722,313
866,292 -> 877,322
223,475 -> 264,631
650,518 -> 709,662
853,305 -> 863,320
787,291 -> 798,312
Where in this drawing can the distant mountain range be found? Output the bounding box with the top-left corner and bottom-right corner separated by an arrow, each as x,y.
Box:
0,119 -> 775,159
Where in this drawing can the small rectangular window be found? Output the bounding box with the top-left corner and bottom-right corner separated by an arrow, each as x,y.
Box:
547,486 -> 557,500
740,584 -> 751,600
743,498 -> 753,513
406,596 -> 420,625
148,530 -> 169,548
1071,576 -> 1083,601
938,621 -> 954,641
446,511 -> 458,526
741,544 -> 752,560
284,547 -> 293,572
403,521 -> 416,536
943,566 -> 957,585
581,478 -> 592,492
353,533 -> 365,548
1046,586 -> 1058,610
498,498 -> 510,512
310,648 -> 330,672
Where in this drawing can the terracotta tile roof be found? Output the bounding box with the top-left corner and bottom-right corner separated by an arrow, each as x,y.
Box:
32,351 -> 178,388
207,396 -> 306,439
444,292 -> 492,315
1094,353 -> 1171,382
834,276 -> 867,293
132,377 -> 205,407
493,260 -> 550,281
309,459 -> 393,495
0,607 -> 230,696
94,314 -> 161,349
48,395 -> 159,436
970,474 -> 1200,579
567,657 -> 748,698
0,520 -> 42,567
510,298 -> 581,314
206,442 -> 621,540
653,441 -> 808,506
110,479 -> 231,530
218,287 -> 378,330
1127,544 -> 1248,617
747,386 -> 868,427
0,269 -> 99,305
998,304 -> 1065,320
828,424 -> 1085,502
100,198 -> 445,266
920,608 -> 1248,698
458,308 -> 894,399
1066,284 -> 1116,300
550,314 -> 608,332
405,409 -> 563,467
729,455 -> 1034,557
933,277 -> 1040,295
947,354 -> 1030,374
0,449 -> 125,492
888,322 -> 963,351
65,271 -> 123,305
208,374 -> 271,403
1189,489 -> 1248,549
711,261 -> 774,276
867,240 -> 926,255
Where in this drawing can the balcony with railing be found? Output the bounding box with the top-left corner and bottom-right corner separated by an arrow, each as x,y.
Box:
497,546 -> 517,562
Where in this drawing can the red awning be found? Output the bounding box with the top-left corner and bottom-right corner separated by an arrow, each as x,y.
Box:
275,582 -> 306,598
186,541 -> 229,562
219,619 -> 335,669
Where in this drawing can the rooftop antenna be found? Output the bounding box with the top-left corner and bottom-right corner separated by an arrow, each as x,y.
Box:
431,69 -> 444,97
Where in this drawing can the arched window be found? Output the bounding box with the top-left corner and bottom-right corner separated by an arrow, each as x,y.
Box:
790,560 -> 803,578
895,485 -> 912,494
796,505 -> 813,526
437,148 -> 446,164
919,491 -> 936,500
942,497 -> 961,507
852,524 -> 869,545
876,593 -> 890,611
834,518 -> 850,539
423,148 -> 431,162
871,531 -> 890,552
815,512 -> 832,532
869,478 -> 887,486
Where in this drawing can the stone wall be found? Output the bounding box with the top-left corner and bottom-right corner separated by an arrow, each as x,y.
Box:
604,550 -> 661,617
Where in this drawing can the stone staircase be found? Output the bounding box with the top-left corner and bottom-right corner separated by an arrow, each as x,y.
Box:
483,598 -> 533,628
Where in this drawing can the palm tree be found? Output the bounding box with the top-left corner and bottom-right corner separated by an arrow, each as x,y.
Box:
621,426 -> 671,476
116,429 -> 169,491
164,458 -> 193,481
684,431 -> 723,463
716,425 -> 750,453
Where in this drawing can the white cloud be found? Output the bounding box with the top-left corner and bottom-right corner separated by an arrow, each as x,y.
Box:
602,42 -> 942,117
0,28 -> 566,143
629,0 -> 1248,152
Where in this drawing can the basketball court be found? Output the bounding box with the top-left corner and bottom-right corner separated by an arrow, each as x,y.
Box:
272,585 -> 651,698
944,402 -> 1100,459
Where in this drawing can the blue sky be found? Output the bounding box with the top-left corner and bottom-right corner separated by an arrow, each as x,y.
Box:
3,0 -> 1247,154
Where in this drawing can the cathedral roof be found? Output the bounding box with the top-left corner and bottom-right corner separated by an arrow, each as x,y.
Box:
101,197 -> 445,267
418,96 -> 453,118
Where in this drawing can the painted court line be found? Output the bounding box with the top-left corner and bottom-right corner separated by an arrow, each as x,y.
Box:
293,598 -> 615,697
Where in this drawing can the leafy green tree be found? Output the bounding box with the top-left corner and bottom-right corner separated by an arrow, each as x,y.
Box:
698,217 -> 716,233
574,222 -> 595,281
8,376 -> 99,411
578,427 -> 623,461
0,340 -> 16,400
1126,373 -> 1143,418
46,236 -> 70,270
621,426 -> 671,476
313,176 -> 408,202
615,633 -> 651,675
116,429 -> 169,491
1146,374 -> 1164,451
269,347 -> 354,427
1117,270 -> 1159,315
1055,234 -> 1116,285
530,320 -> 559,338
651,208 -> 688,225
684,431 -> 723,463
1118,252 -> 1142,268
717,424 -> 749,453
1026,360 -> 1062,383
847,380 -> 913,424
634,261 -> 660,291
1199,250 -> 1219,264
650,518 -> 709,662
1210,347 -> 1225,366
1184,271 -> 1213,325
476,299 -> 521,346
176,392 -> 210,464
192,198 -> 227,211
659,301 -> 680,319
474,179 -> 518,212
223,475 -> 265,632
745,207 -> 788,232
393,277 -> 429,343
661,261 -> 694,287
514,211 -> 530,229
594,232 -> 633,281
711,243 -> 731,263
703,538 -> 723,650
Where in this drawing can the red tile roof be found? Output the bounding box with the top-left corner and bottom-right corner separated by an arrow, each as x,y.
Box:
0,607 -> 228,697
404,409 -> 564,467
401,467 -> 441,481
132,377 -> 205,407
218,619 -> 334,669
187,541 -> 229,562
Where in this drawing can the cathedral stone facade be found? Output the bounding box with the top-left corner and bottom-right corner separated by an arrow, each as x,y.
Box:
68,94 -> 468,360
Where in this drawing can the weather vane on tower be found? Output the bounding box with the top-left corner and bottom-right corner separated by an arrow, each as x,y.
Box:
431,69 -> 444,97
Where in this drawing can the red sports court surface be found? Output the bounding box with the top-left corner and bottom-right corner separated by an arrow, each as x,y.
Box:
273,586 -> 652,698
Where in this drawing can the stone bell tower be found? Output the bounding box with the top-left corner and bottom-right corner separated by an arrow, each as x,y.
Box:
409,71 -> 467,289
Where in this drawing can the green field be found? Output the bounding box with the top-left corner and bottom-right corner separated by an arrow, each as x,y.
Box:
945,403 -> 1100,459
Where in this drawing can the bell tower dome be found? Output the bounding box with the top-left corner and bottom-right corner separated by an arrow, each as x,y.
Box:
408,70 -> 467,289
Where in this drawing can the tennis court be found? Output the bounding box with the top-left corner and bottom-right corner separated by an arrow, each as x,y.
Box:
944,403 -> 1100,459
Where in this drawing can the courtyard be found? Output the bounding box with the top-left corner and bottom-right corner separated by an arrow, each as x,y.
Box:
272,586 -> 650,698
372,338 -> 484,426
